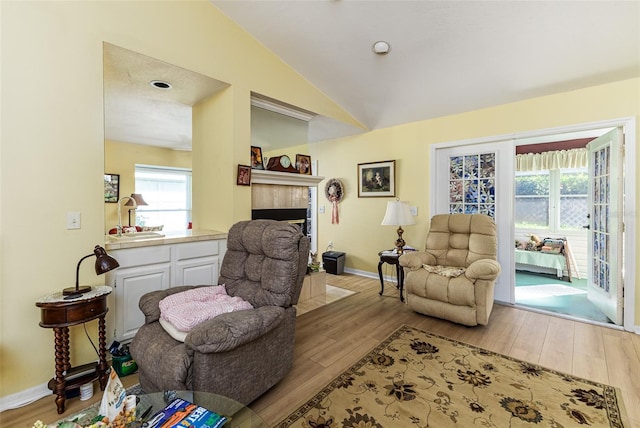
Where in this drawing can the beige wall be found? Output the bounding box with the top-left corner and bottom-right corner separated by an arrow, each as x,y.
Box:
0,1 -> 358,399
104,140 -> 192,232
309,78 -> 640,322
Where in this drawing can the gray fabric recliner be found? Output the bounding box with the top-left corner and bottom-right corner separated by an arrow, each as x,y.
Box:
130,219 -> 310,404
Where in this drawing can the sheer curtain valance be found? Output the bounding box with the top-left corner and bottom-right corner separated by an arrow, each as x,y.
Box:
516,148 -> 587,172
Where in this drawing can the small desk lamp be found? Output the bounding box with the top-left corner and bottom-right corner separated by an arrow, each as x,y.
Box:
381,199 -> 415,254
125,193 -> 148,226
62,245 -> 120,297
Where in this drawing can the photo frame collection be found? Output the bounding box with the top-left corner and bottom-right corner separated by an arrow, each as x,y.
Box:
247,148 -> 399,199
357,160 -> 395,197
250,146 -> 313,176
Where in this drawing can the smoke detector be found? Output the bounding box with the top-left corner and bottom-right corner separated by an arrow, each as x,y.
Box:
372,41 -> 391,55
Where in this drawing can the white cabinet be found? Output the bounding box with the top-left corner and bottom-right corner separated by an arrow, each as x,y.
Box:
115,263 -> 171,342
174,240 -> 225,286
107,238 -> 227,342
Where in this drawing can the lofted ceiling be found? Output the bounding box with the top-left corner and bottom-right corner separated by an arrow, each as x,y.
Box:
104,1 -> 640,151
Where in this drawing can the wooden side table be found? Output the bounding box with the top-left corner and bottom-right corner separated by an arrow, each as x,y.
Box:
35,286 -> 112,414
378,251 -> 405,302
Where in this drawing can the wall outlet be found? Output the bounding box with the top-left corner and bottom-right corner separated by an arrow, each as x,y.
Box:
328,241 -> 334,249
67,212 -> 81,229
410,205 -> 418,216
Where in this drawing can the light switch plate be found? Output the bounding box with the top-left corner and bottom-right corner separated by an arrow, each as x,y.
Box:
410,206 -> 418,216
67,212 -> 81,229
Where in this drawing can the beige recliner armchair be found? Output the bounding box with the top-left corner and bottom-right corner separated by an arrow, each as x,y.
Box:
399,214 -> 500,326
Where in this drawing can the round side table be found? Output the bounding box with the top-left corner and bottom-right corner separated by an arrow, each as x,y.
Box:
36,286 -> 112,414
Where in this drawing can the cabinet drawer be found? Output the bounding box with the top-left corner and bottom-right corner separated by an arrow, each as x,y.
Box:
175,240 -> 220,260
111,245 -> 172,268
39,297 -> 108,327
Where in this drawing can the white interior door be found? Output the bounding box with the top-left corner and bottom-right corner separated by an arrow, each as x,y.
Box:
586,128 -> 624,324
432,140 -> 514,303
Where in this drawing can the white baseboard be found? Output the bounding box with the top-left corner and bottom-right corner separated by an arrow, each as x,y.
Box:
0,382 -> 51,412
344,266 -> 398,284
343,267 -> 376,279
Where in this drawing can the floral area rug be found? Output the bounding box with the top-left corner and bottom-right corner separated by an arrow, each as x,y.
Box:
276,325 -> 628,427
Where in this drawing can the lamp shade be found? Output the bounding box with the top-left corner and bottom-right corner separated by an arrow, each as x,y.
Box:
381,200 -> 415,226
381,200 -> 415,254
124,193 -> 148,206
93,245 -> 120,274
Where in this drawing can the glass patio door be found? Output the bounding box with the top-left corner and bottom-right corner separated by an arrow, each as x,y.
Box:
586,128 -> 624,325
433,140 -> 514,303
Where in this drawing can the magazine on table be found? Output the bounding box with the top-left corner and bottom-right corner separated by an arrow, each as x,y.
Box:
143,397 -> 227,428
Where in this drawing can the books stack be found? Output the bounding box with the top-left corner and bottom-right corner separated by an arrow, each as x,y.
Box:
144,398 -> 227,428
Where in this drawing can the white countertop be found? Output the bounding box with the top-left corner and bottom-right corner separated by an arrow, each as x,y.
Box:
105,229 -> 228,250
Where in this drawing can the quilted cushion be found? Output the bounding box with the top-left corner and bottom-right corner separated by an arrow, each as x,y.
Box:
220,220 -> 305,307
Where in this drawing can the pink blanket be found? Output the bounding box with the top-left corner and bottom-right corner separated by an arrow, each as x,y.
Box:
159,286 -> 253,332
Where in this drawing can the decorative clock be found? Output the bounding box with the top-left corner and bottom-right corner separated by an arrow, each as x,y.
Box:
266,155 -> 299,173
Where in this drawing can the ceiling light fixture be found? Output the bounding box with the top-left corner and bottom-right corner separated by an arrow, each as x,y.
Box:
372,41 -> 391,55
150,80 -> 172,90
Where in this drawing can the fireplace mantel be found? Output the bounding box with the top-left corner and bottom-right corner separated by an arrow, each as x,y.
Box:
251,170 -> 324,187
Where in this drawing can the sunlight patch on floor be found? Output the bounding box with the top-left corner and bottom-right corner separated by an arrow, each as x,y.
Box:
295,285 -> 356,316
515,284 -> 586,300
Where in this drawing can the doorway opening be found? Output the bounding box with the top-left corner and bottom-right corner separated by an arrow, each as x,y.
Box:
431,117 -> 636,330
513,126 -> 624,325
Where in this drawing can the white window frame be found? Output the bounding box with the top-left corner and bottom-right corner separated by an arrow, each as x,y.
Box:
134,165 -> 192,232
516,167 -> 588,234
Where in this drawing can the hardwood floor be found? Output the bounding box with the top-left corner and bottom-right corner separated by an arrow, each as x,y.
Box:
3,273 -> 639,427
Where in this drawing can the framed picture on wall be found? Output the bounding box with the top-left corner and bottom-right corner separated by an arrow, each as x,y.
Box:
237,165 -> 252,186
104,173 -> 120,203
251,146 -> 265,170
357,160 -> 395,197
296,154 -> 312,175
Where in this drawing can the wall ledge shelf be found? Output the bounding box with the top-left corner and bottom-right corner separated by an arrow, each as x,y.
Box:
251,170 -> 324,187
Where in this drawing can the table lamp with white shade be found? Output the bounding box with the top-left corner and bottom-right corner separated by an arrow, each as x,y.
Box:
381,199 -> 415,254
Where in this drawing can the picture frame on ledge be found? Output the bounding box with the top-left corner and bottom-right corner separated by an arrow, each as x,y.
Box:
237,165 -> 252,186
296,154 -> 312,175
104,173 -> 120,203
357,160 -> 395,197
251,146 -> 264,170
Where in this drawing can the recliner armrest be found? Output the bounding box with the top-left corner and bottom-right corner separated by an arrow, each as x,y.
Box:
186,306 -> 285,354
399,251 -> 436,270
465,259 -> 501,281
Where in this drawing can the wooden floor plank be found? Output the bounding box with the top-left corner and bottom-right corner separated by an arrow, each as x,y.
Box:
572,322 -> 609,384
538,317 -> 575,373
602,332 -> 640,425
508,311 -> 550,363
